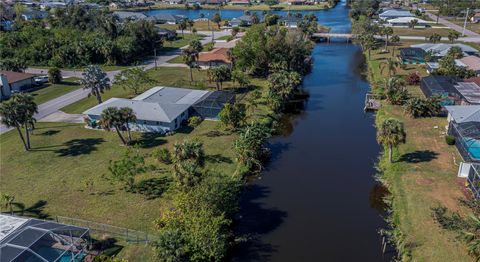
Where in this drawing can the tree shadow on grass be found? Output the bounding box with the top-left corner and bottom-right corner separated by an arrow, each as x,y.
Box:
399,150 -> 438,163
205,154 -> 233,164
38,130 -> 61,136
12,200 -> 50,219
55,138 -> 105,157
176,126 -> 194,134
230,184 -> 287,261
130,177 -> 172,200
135,133 -> 167,149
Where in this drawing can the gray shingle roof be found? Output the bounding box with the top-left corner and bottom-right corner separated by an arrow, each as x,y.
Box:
446,105 -> 480,123
84,87 -> 210,123
411,43 -> 479,57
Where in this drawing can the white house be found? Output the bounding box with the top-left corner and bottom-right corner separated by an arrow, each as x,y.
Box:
83,86 -> 235,133
379,9 -> 413,20
386,17 -> 429,28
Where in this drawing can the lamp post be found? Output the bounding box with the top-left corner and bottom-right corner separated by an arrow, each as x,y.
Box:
463,8 -> 470,37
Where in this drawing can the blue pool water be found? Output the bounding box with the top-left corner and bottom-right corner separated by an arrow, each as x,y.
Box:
26,247 -> 85,262
463,138 -> 480,160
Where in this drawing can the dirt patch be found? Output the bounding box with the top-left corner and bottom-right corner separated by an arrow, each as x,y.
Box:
416,177 -> 434,185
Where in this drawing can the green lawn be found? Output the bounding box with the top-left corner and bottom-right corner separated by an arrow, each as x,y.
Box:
0,120 -> 238,230
167,55 -> 184,64
392,27 -> 456,37
29,78 -> 82,105
366,44 -> 474,261
161,34 -> 205,50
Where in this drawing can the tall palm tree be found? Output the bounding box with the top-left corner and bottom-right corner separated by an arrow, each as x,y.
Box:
408,19 -> 418,29
381,26 -> 393,50
178,20 -> 187,38
377,118 -> 406,163
189,39 -> 203,53
1,193 -> 15,214
390,35 -> 400,57
182,47 -> 198,82
100,107 -> 127,145
379,58 -> 399,77
0,93 -> 38,151
81,65 -> 110,104
119,107 -> 136,143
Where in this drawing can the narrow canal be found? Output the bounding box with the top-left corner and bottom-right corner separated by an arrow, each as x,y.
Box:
231,2 -> 390,261
147,2 -> 389,260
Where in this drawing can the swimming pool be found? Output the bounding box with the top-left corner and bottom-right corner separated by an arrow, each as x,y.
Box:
25,247 -> 85,262
462,137 -> 480,160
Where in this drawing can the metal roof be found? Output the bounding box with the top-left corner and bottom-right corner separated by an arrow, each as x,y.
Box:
411,43 -> 479,57
379,10 -> 412,18
455,82 -> 480,104
84,87 -> 210,123
446,105 -> 480,123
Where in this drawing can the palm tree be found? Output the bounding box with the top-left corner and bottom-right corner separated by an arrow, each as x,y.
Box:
182,47 -> 198,82
100,107 -> 127,145
379,58 -> 399,77
382,77 -> 408,105
377,118 -> 406,163
1,193 -> 15,214
462,214 -> 480,259
172,140 -> 205,187
429,33 -> 442,43
448,31 -> 460,42
381,26 -> 393,50
0,93 -> 38,151
189,39 -> 203,53
207,66 -> 231,91
187,19 -> 194,33
390,35 -> 400,57
408,19 -> 418,29
81,65 -> 110,104
178,20 -> 187,38
119,107 -> 136,143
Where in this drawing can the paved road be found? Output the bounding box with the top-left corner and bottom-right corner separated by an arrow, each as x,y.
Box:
425,11 -> 480,37
1,30 -> 232,135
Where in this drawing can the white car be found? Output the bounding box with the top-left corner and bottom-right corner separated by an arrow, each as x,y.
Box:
34,75 -> 49,84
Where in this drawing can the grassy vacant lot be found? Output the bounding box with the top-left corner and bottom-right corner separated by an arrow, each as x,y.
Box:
392,27 -> 456,37
448,19 -> 480,34
161,33 -> 205,50
29,78 -> 81,105
61,67 -> 257,114
0,120 -> 238,231
366,45 -> 473,261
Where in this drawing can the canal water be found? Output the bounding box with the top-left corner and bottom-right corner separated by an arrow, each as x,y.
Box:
149,2 -> 389,260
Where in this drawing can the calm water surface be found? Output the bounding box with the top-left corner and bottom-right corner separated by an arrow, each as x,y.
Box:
148,2 -> 389,260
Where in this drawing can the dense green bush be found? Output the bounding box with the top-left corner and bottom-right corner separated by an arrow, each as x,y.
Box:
154,148 -> 172,164
48,67 -> 62,84
445,135 -> 455,145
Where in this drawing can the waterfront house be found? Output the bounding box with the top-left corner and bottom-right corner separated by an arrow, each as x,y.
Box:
230,0 -> 250,5
399,47 -> 426,64
458,56 -> 480,76
83,86 -> 235,133
288,0 -> 307,5
386,17 -> 429,28
197,48 -> 232,68
446,105 -> 480,198
148,13 -> 186,24
279,16 -> 302,28
230,15 -> 253,27
206,0 -> 225,5
420,75 -> 462,105
378,9 -> 412,20
113,11 -> 147,21
0,71 -> 35,100
186,0 -> 206,6
0,214 -> 90,262
166,0 -> 184,4
411,43 -> 479,60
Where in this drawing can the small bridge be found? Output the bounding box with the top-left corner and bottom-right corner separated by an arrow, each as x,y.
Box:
311,33 -> 354,42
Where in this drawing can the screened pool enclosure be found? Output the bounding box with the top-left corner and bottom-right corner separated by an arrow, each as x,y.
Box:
449,121 -> 480,162
0,214 -> 90,262
192,91 -> 236,119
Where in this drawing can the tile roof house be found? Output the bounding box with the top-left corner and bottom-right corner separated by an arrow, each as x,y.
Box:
458,56 -> 480,76
0,71 -> 35,100
83,87 -> 234,133
197,48 -> 232,68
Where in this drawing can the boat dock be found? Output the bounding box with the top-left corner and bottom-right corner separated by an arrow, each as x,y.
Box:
364,93 -> 381,111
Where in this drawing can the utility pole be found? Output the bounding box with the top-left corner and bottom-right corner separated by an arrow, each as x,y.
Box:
463,8 -> 470,37
154,47 -> 157,70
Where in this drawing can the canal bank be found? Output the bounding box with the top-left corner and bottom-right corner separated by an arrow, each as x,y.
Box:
230,1 -> 391,261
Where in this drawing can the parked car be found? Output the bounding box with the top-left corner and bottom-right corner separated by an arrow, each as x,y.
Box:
34,75 -> 48,85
